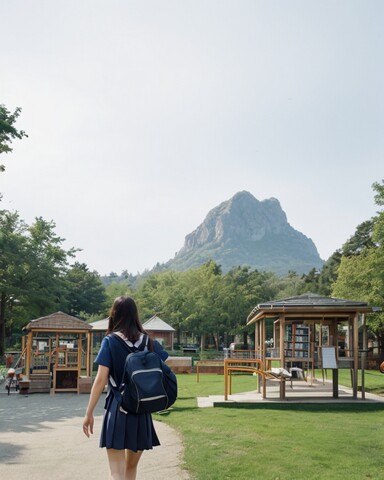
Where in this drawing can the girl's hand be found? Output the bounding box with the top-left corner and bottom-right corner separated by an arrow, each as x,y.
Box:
83,413 -> 94,438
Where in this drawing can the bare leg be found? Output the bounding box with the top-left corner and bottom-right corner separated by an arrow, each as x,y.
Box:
106,449 -> 126,480
125,449 -> 143,480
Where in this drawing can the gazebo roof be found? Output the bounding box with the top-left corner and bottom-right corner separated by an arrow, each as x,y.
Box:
142,315 -> 175,332
25,311 -> 92,331
247,293 -> 380,325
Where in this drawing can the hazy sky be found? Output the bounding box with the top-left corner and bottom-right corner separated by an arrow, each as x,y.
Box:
1,1 -> 383,275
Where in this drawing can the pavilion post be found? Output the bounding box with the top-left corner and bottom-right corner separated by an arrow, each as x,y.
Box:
86,332 -> 91,376
279,315 -> 285,368
25,331 -> 32,378
353,313 -> 359,398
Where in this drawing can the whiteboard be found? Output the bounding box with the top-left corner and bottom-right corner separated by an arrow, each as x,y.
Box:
322,347 -> 337,369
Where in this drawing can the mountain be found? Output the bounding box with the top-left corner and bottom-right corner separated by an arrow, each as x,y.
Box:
165,191 -> 324,275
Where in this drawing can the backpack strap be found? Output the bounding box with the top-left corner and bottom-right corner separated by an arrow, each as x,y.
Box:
108,334 -> 141,390
110,333 -> 148,353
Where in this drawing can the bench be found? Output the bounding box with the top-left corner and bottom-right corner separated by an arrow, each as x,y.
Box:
195,361 -> 224,382
224,359 -> 289,400
181,345 -> 200,353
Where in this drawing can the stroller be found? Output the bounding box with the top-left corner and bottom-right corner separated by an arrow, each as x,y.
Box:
5,367 -> 22,394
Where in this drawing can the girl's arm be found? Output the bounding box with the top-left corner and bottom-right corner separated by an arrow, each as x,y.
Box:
83,364 -> 109,437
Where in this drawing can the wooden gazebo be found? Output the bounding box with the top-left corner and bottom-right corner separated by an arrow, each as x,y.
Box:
22,312 -> 93,394
246,293 -> 380,400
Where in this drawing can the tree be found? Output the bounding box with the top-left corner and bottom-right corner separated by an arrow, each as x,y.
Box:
63,262 -> 107,318
0,212 -> 76,355
332,180 -> 384,352
0,104 -> 27,172
0,211 -> 30,354
342,220 -> 376,257
182,261 -> 224,350
316,250 -> 342,296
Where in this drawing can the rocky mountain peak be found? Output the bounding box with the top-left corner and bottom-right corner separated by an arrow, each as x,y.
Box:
166,191 -> 323,275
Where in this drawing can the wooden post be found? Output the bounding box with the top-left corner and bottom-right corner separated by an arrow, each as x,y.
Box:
353,313 -> 359,398
255,323 -> 259,359
25,331 -> 32,379
86,332 -> 91,377
279,314 -> 285,367
332,369 -> 339,399
361,314 -> 367,400
280,379 -> 285,400
77,333 -> 82,394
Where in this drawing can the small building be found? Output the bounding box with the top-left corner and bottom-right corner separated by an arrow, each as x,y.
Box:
89,317 -> 109,348
22,312 -> 93,394
89,314 -> 176,350
142,315 -> 175,349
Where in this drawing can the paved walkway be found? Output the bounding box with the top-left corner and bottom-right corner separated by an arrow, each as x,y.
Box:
0,391 -> 190,480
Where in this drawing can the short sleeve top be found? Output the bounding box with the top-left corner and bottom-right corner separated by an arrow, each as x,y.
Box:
95,333 -> 169,386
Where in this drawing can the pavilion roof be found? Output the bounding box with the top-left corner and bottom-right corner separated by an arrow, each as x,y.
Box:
25,311 -> 92,331
247,293 -> 380,325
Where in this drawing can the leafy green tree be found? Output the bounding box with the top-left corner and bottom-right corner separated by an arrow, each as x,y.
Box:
105,281 -> 135,310
332,180 -> 384,352
182,261 -> 224,350
0,211 -> 30,354
24,217 -> 75,318
0,212 -> 76,354
0,104 -> 27,172
342,220 -> 375,257
63,262 -> 107,318
316,250 -> 342,296
220,267 -> 277,347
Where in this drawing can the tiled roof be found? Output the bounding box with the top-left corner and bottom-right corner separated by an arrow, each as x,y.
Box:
247,293 -> 379,324
257,293 -> 369,308
142,315 -> 175,332
89,317 -> 109,331
90,315 -> 176,333
25,311 -> 92,331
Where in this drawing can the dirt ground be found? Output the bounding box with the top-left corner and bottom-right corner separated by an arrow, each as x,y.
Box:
0,391 -> 190,480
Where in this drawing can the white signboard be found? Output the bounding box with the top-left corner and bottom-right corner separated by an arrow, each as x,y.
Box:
322,346 -> 337,369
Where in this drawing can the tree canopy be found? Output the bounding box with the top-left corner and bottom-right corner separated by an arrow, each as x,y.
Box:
332,180 -> 384,350
0,104 -> 27,172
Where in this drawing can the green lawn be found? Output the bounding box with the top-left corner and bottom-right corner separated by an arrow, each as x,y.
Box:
154,372 -> 384,480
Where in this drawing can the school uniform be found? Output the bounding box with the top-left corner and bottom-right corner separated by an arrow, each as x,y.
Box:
95,333 -> 168,451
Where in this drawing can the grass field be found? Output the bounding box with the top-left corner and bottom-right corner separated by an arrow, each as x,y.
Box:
154,372 -> 384,480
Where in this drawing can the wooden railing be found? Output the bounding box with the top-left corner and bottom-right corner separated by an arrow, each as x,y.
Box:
224,358 -> 288,400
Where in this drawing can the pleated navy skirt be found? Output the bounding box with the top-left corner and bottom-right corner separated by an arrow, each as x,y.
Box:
100,391 -> 160,451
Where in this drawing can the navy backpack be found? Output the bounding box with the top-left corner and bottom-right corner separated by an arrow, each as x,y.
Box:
111,334 -> 177,415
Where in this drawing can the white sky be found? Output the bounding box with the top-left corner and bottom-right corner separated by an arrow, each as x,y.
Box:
1,1 -> 383,275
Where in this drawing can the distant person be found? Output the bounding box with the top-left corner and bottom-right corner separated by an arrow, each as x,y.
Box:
83,296 -> 169,480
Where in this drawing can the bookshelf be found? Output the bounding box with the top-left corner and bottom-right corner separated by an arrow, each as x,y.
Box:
284,323 -> 310,360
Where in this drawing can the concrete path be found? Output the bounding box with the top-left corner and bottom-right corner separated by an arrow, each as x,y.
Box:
0,391 -> 190,480
197,378 -> 384,407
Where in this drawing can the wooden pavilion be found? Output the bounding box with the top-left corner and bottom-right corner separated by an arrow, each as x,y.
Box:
22,312 -> 93,394
246,293 -> 380,400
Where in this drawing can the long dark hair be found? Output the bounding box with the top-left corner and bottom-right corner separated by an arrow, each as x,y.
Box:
106,296 -> 146,342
